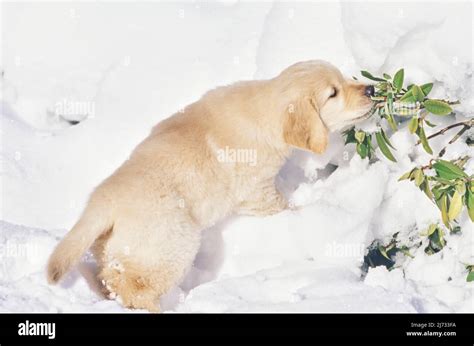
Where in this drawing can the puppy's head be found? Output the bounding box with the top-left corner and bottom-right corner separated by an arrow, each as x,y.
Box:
278,60 -> 374,154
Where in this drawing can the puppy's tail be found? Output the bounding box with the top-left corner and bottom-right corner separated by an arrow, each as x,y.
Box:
47,195 -> 113,284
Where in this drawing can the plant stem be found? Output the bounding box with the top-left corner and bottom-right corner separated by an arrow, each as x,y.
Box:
438,125 -> 471,157
415,119 -> 473,147
446,100 -> 461,106
420,159 -> 435,171
426,119 -> 473,141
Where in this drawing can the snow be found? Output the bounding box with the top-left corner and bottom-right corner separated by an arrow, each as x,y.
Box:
1,1 -> 472,313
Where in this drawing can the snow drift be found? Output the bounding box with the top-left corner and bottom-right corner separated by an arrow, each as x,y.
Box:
0,1 -> 472,312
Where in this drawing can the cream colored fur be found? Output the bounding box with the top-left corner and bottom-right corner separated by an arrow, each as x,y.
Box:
47,60 -> 373,311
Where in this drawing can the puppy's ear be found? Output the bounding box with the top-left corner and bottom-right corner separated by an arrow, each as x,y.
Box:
283,97 -> 328,154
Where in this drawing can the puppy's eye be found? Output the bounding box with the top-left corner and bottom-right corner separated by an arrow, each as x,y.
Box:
329,88 -> 338,98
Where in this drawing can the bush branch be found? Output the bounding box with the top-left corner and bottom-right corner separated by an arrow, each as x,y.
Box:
425,119 -> 473,141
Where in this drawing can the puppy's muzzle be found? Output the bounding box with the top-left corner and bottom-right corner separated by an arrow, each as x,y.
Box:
364,85 -> 375,97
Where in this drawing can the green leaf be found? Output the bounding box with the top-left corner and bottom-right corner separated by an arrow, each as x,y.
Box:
381,128 -> 395,149
378,245 -> 391,260
399,89 -> 413,102
398,169 -> 413,181
427,226 -> 446,252
424,99 -> 453,116
399,89 -> 414,102
375,132 -> 397,162
387,115 -> 398,131
414,168 -> 424,187
417,126 -> 433,154
357,142 -> 368,159
399,94 -> 416,103
433,187 -> 443,205
420,83 -> 434,96
424,119 -> 437,128
393,69 -> 404,91
383,73 -> 392,80
466,189 -> 474,222
421,180 -> 434,200
366,135 -> 374,159
361,70 -> 385,82
408,117 -> 419,133
432,160 -> 468,180
387,91 -> 394,114
431,176 -> 458,185
455,181 -> 466,195
427,224 -> 438,237
384,104 -> 398,131
467,271 -> 474,282
411,85 -> 425,102
355,131 -> 366,143
344,127 -> 356,144
440,194 -> 450,228
448,190 -> 463,221
437,228 -> 446,248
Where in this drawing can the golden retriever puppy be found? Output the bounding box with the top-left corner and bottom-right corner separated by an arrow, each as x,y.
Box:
47,60 -> 374,311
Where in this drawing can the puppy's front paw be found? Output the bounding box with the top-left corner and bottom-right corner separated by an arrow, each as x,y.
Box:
238,188 -> 289,217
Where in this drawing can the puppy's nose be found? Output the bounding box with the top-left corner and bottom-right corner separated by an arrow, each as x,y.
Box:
364,85 -> 375,97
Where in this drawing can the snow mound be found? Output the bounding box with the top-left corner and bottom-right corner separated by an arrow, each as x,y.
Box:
1,1 -> 472,312
0,221 -> 125,312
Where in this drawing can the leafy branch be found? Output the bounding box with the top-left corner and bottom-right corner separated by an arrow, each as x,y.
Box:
345,68 -> 463,162
398,157 -> 473,280
423,119 -> 473,142
466,265 -> 474,282
351,68 -> 473,282
418,118 -> 474,157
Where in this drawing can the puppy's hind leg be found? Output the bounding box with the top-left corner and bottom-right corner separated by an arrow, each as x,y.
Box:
99,260 -> 174,312
98,221 -> 202,312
